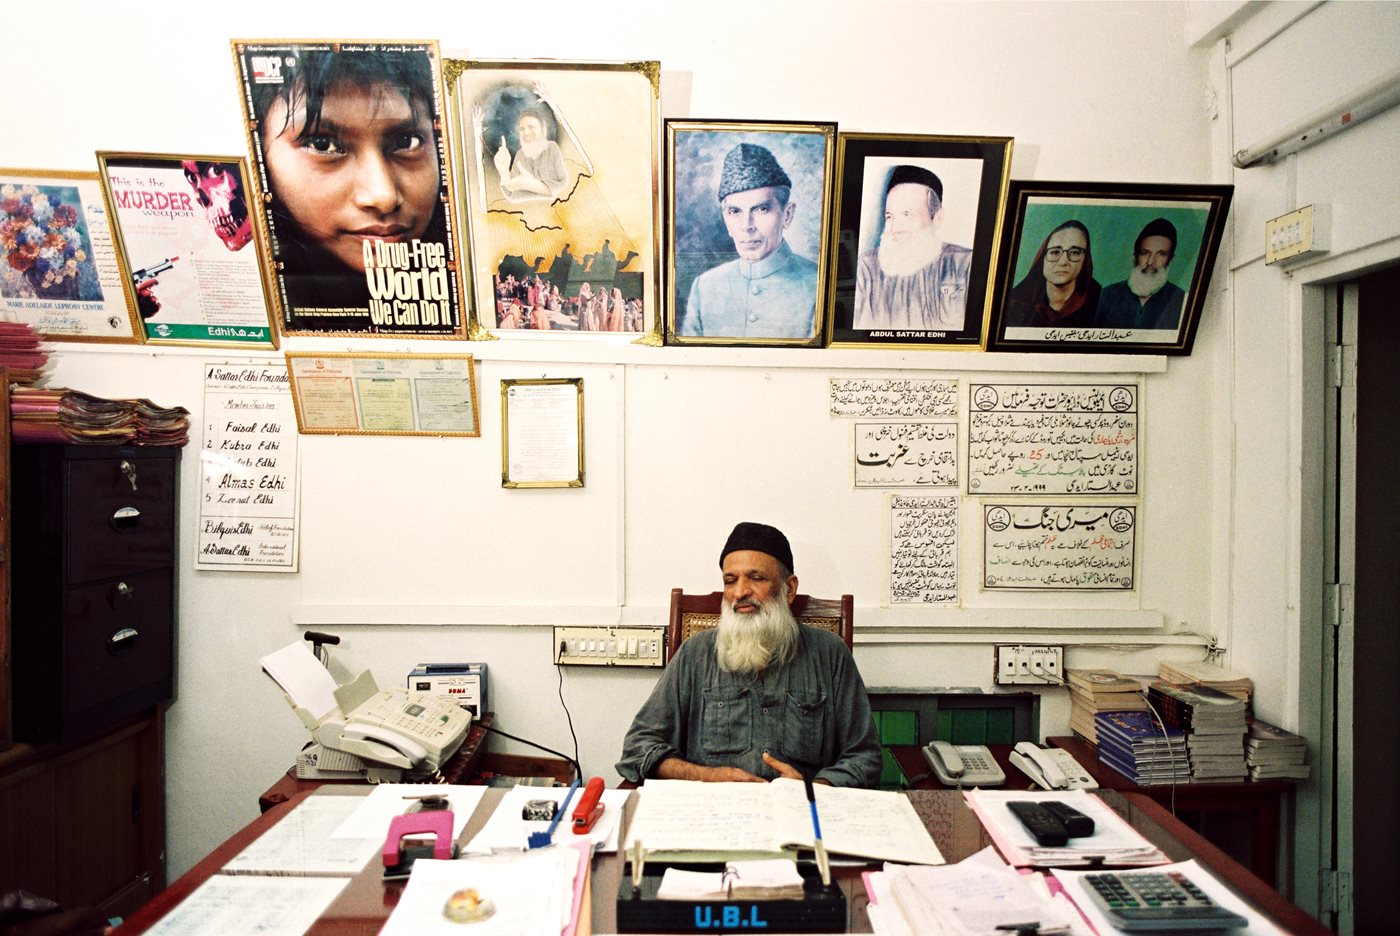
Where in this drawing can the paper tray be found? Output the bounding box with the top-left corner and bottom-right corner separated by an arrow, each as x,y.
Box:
615,865 -> 845,933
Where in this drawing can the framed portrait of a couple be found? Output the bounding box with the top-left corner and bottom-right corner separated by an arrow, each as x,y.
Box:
826,133 -> 1013,350
450,59 -> 660,342
666,120 -> 836,348
986,181 -> 1233,355
231,40 -> 467,339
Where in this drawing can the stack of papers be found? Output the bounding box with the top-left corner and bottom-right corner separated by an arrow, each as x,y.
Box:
0,321 -> 49,384
1158,660 -> 1253,703
963,789 -> 1168,868
10,386 -> 189,445
657,859 -> 804,900
866,847 -> 1090,936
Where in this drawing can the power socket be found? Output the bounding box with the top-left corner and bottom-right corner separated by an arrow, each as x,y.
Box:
994,644 -> 1065,685
554,626 -> 665,667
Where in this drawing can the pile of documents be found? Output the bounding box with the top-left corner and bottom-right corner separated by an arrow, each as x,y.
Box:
963,789 -> 1169,868
1245,718 -> 1310,781
10,387 -> 189,445
1158,660 -> 1253,703
0,321 -> 49,385
1147,682 -> 1248,781
1066,669 -> 1147,744
1094,710 -> 1191,785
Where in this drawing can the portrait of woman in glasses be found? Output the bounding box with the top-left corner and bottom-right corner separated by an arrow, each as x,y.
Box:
1002,219 -> 1100,329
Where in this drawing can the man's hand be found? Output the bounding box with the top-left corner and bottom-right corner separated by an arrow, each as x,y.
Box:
654,757 -> 765,783
492,136 -> 512,182
761,752 -> 832,785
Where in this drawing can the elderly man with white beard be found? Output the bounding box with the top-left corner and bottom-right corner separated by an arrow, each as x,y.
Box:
853,165 -> 971,332
616,522 -> 882,788
1093,218 -> 1187,330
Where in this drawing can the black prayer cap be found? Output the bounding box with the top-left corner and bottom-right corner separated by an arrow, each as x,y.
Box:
1135,217 -> 1178,253
886,164 -> 943,203
720,522 -> 794,572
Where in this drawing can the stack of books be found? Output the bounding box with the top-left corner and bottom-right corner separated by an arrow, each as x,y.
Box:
1067,669 -> 1148,745
1094,710 -> 1190,785
1158,660 -> 1253,703
10,387 -> 189,446
1147,682 -> 1248,781
1245,719 -> 1310,781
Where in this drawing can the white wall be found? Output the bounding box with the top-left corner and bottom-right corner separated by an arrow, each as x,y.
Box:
5,0 -> 1260,881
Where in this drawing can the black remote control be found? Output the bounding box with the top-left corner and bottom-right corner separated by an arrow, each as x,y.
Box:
1006,801 -> 1069,846
1042,800 -> 1095,837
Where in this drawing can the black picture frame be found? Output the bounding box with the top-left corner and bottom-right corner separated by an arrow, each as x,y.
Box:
825,132 -> 1013,350
986,180 -> 1233,355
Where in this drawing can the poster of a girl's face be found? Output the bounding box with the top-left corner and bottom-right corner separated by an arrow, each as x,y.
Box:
233,41 -> 465,338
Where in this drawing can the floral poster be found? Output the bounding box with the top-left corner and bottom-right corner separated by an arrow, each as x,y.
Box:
0,169 -> 140,341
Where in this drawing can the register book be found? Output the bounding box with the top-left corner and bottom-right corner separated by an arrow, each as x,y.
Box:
625,778 -> 945,865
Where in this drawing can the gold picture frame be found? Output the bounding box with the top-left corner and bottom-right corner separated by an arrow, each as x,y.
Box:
285,352 -> 478,437
500,377 -> 584,488
448,59 -> 660,344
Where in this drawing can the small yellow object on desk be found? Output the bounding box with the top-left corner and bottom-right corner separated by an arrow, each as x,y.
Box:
442,887 -> 495,923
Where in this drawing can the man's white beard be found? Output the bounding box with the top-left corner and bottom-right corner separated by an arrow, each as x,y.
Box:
877,224 -> 942,278
1128,264 -> 1169,299
519,138 -> 548,160
716,592 -> 800,675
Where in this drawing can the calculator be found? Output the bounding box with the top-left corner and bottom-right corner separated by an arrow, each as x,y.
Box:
1081,871 -> 1249,932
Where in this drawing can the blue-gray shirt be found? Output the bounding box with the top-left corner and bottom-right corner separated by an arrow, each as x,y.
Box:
615,626 -> 882,788
681,241 -> 818,340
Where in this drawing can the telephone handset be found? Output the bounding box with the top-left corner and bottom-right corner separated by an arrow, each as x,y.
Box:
922,740 -> 1006,787
343,722 -> 429,766
1010,741 -> 1098,790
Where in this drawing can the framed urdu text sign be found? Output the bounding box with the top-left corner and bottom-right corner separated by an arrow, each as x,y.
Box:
285,353 -> 478,437
666,119 -> 836,347
450,60 -> 659,342
232,40 -> 466,338
987,181 -> 1233,354
0,168 -> 140,342
501,378 -> 583,488
826,133 -> 1013,350
96,153 -> 277,347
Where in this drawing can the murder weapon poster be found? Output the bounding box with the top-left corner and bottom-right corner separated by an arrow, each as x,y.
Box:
96,153 -> 277,347
231,40 -> 465,337
198,363 -> 300,571
968,383 -> 1138,495
983,504 -> 1136,590
890,494 -> 958,605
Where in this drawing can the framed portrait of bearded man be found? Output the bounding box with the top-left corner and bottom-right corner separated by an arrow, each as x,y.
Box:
447,59 -> 660,342
825,133 -> 1013,351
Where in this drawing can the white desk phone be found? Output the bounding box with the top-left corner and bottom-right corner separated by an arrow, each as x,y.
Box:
1009,741 -> 1099,790
260,641 -> 471,778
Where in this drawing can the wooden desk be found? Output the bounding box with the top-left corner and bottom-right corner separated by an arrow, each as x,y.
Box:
119,787 -> 1331,935
257,713 -> 574,813
1048,735 -> 1289,887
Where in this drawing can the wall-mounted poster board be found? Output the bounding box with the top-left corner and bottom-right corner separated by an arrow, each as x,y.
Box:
285,352 -> 478,437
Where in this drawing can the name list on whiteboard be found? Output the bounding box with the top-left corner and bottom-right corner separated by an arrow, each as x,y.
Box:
968,383 -> 1138,495
198,364 -> 301,572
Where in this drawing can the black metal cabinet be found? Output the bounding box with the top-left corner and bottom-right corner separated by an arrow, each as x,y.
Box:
10,446 -> 179,743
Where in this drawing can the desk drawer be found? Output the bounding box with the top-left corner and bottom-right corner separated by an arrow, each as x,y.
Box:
62,569 -> 173,718
66,457 -> 176,582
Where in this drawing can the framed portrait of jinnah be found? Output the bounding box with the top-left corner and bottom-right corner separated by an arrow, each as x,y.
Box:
666,120 -> 836,348
826,133 -> 1013,351
448,59 -> 660,342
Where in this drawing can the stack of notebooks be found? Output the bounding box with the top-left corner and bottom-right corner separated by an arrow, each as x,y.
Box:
1147,681 -> 1248,782
11,387 -> 189,446
0,321 -> 50,385
1094,710 -> 1190,785
1158,660 -> 1253,703
1245,718 -> 1310,781
1067,668 -> 1148,745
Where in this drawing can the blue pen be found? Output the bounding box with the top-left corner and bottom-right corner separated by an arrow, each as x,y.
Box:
802,772 -> 832,886
529,778 -> 581,849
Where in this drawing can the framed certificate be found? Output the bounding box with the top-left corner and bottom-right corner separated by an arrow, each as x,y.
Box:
286,352 -> 478,437
500,378 -> 583,488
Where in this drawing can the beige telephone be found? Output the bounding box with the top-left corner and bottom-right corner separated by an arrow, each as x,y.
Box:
922,740 -> 1006,787
1009,741 -> 1098,790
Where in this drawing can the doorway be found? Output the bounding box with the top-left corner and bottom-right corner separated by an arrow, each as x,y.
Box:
1325,265 -> 1400,935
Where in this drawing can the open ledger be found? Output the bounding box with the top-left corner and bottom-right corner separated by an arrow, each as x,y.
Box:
625,778 -> 945,865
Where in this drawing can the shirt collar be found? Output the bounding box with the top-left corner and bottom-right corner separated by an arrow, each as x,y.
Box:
737,241 -> 794,280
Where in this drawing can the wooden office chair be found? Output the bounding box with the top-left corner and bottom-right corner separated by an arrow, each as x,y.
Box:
666,588 -> 854,660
